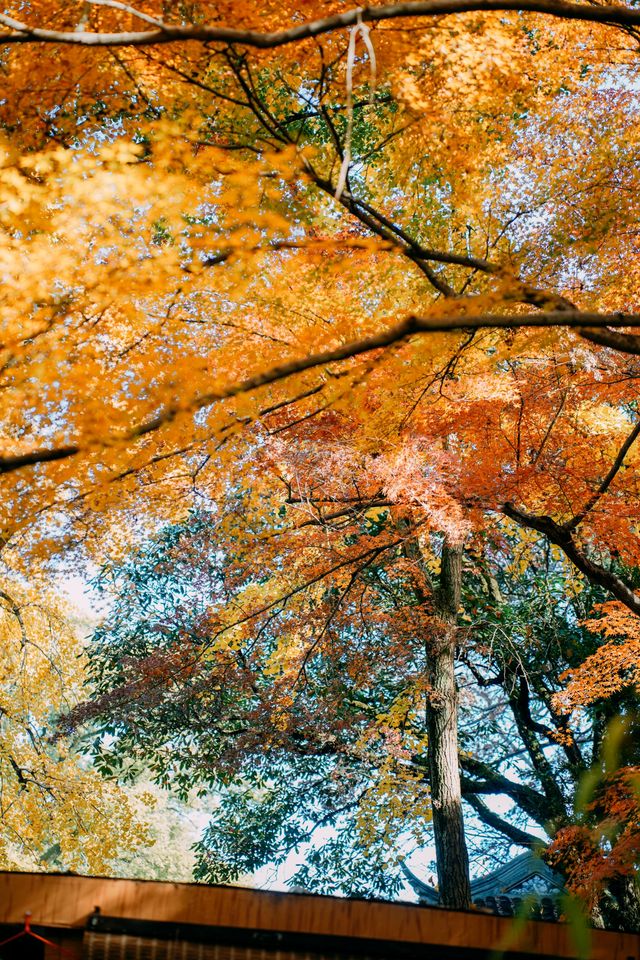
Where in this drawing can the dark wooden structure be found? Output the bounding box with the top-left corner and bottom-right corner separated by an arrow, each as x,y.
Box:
0,871 -> 637,960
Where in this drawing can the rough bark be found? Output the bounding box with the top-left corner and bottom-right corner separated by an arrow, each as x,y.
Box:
426,539 -> 472,909
602,876 -> 640,933
398,520 -> 471,909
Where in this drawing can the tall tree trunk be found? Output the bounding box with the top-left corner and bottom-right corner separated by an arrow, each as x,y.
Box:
427,538 -> 472,909
399,520 -> 472,909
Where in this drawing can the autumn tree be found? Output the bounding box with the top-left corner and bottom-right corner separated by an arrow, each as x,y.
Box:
0,578 -> 150,871
1,0 -> 640,917
68,497 -> 636,922
547,604 -> 640,929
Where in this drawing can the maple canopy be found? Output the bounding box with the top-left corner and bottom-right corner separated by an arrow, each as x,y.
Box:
76,509 -> 639,914
0,0 -> 640,928
1,1 -> 640,575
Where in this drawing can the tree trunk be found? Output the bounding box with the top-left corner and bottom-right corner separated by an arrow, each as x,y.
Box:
601,875 -> 640,932
427,539 -> 472,909
399,520 -> 472,910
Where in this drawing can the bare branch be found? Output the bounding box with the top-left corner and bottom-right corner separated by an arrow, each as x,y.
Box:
459,755 -> 549,824
577,326 -> 640,355
0,444 -> 80,476
463,793 -> 542,848
4,2 -> 640,48
87,0 -> 165,27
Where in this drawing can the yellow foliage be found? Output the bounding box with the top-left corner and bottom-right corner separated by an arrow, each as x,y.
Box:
0,579 -> 151,871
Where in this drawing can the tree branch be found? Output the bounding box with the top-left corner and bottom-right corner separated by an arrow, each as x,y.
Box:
505,670 -> 567,822
463,793 -> 542,848
502,502 -> 640,615
5,1 -> 640,47
576,326 -> 640,355
3,310 -> 640,477
459,756 -> 549,825
564,415 -> 640,531
0,587 -> 28,647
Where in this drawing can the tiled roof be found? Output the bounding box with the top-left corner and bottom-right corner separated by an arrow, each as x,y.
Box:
473,894 -> 561,921
403,851 -> 565,920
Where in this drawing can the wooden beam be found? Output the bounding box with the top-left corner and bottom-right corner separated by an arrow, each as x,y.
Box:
0,872 -> 636,960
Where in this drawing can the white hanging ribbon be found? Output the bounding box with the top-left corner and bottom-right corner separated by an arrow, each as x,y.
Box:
334,12 -> 377,200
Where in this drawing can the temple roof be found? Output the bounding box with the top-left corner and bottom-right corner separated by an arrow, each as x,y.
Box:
403,851 -> 566,920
